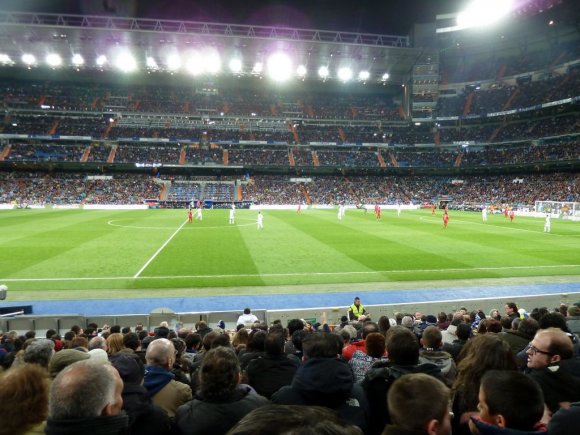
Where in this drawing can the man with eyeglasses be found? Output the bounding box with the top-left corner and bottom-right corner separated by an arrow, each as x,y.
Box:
525,328 -> 580,414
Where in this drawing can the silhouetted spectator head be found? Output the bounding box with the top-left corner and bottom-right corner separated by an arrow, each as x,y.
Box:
456,323 -> 472,341
539,312 -> 569,332
123,332 -> 140,351
198,347 -> 240,402
45,329 -> 57,339
210,333 -> 231,349
365,332 -> 386,358
291,329 -> 308,353
243,308 -> 251,315
109,325 -> 121,334
530,307 -> 549,322
202,331 -> 221,351
386,326 -> 419,365
362,322 -> 379,339
246,330 -> 267,352
388,373 -> 451,435
474,370 -> 544,432
302,332 -> 339,359
121,327 -> 131,335
421,326 -> 443,349
378,315 -> 391,335
226,404 -> 363,435
517,318 -> 539,340
264,332 -> 285,357
185,333 -> 202,350
287,319 -> 305,336
70,325 -> 83,335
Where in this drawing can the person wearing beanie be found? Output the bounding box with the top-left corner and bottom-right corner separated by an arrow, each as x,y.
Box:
48,349 -> 90,378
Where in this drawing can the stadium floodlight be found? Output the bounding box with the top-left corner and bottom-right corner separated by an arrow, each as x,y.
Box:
185,53 -> 204,75
296,65 -> 307,78
381,73 -> 390,81
358,70 -> 370,81
114,51 -> 137,73
0,54 -> 13,64
337,67 -> 353,82
229,58 -> 243,74
146,56 -> 158,69
267,52 -> 292,82
22,53 -> 36,65
71,54 -> 84,66
96,55 -> 107,67
318,66 -> 329,79
166,54 -> 182,71
46,53 -> 62,67
252,62 -> 263,74
456,0 -> 514,29
204,51 -> 221,74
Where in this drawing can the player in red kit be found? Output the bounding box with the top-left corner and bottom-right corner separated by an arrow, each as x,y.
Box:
431,204 -> 436,215
188,209 -> 193,223
509,209 -> 515,222
504,208 -> 509,219
443,211 -> 449,228
376,204 -> 381,220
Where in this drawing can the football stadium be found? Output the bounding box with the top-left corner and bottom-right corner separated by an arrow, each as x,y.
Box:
0,1 -> 579,433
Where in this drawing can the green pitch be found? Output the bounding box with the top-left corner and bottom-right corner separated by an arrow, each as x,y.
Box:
1,208 -> 580,300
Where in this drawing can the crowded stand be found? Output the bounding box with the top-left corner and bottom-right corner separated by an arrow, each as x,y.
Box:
1,301 -> 579,435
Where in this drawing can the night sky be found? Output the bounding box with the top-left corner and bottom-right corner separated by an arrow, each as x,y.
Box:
0,0 -> 467,35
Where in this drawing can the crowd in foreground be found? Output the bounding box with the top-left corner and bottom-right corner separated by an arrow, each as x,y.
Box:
0,299 -> 579,435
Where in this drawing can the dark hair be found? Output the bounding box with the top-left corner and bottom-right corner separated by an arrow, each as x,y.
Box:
185,333 -> 201,350
517,318 -> 539,339
505,303 -> 518,313
287,319 -> 305,335
539,312 -> 569,332
481,370 -> 544,431
246,330 -> 267,352
291,330 -> 308,352
45,329 -> 57,339
199,347 -> 240,402
121,326 -> 131,335
243,308 -> 251,315
530,307 -> 549,322
211,333 -> 231,349
378,316 -> 391,336
109,325 -> 121,334
264,332 -> 285,356
227,404 -> 363,435
456,323 -> 472,341
386,327 -> 419,365
123,332 -> 140,351
302,332 -> 339,359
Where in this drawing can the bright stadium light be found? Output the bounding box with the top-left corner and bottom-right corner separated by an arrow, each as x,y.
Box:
381,73 -> 390,81
0,54 -> 13,64
296,65 -> 307,78
267,52 -> 292,82
185,53 -> 204,75
96,55 -> 107,67
252,62 -> 263,74
22,53 -> 36,65
457,0 -> 514,29
46,53 -> 62,67
358,70 -> 370,81
114,51 -> 137,73
146,56 -> 158,69
229,58 -> 243,73
318,66 -> 329,79
337,67 -> 353,82
71,54 -> 84,66
166,54 -> 182,71
204,50 -> 221,74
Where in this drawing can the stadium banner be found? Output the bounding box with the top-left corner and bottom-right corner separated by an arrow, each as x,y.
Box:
83,204 -> 149,210
309,142 -> 338,145
0,204 -> 15,209
238,140 -> 268,145
0,134 -> 29,139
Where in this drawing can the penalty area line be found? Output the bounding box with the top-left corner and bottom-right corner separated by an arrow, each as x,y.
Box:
133,219 -> 188,278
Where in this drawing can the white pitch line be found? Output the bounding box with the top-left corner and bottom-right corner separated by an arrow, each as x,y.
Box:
133,219 -> 188,278
3,263 -> 580,282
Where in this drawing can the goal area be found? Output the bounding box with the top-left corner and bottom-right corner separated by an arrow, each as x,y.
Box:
535,201 -> 580,221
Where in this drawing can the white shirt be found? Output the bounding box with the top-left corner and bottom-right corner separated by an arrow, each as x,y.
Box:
237,313 -> 259,325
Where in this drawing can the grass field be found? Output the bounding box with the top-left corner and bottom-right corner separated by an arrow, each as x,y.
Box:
2,208 -> 580,301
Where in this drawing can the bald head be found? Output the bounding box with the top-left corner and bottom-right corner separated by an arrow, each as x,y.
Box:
145,338 -> 175,368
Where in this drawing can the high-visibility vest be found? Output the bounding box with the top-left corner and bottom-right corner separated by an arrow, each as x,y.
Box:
350,303 -> 365,318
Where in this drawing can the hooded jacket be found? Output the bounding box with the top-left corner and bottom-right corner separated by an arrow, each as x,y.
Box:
271,357 -> 369,431
362,362 -> 443,435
